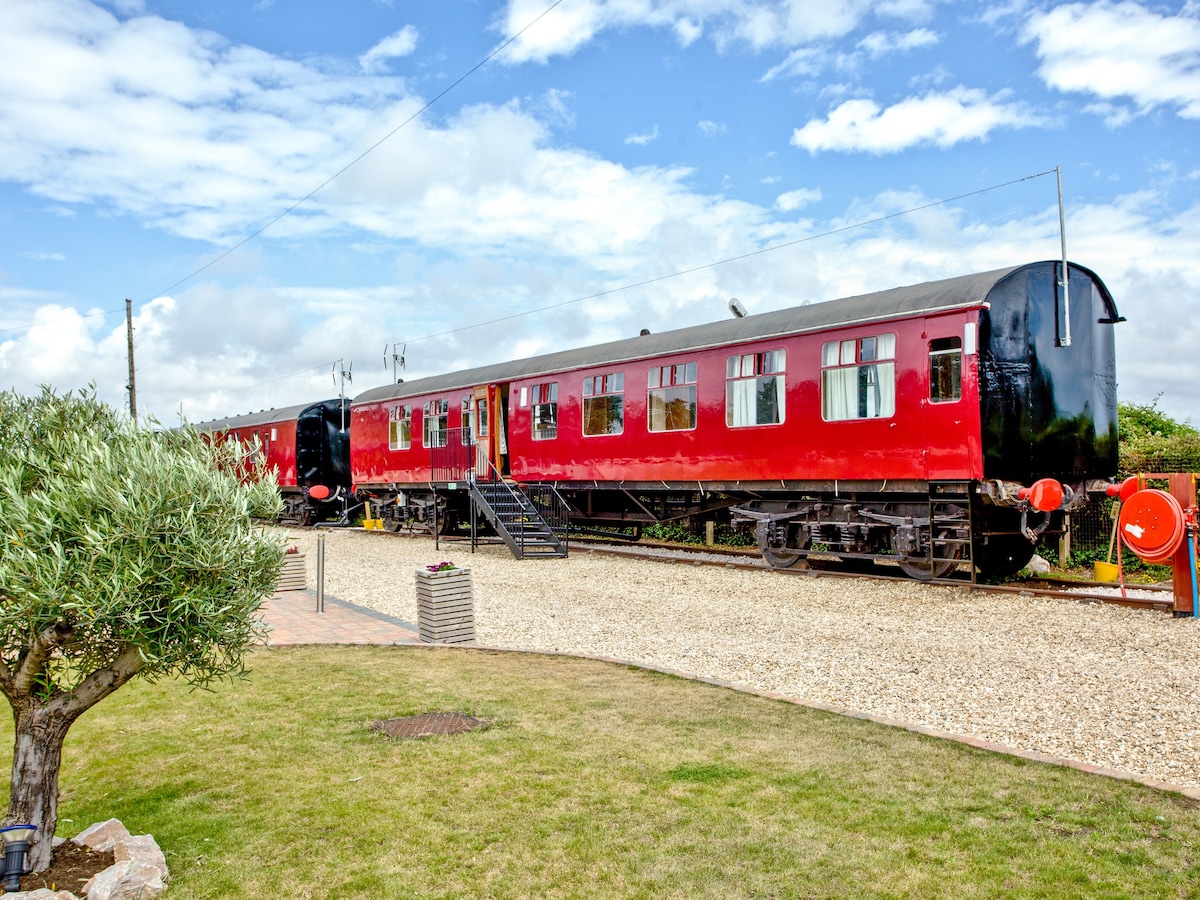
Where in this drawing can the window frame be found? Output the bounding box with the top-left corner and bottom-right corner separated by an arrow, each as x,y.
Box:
582,372 -> 625,437
647,362 -> 698,433
423,398 -> 449,448
460,396 -> 474,445
725,349 -> 787,428
929,337 -> 963,404
820,334 -> 897,422
531,381 -> 559,441
388,404 -> 412,451
475,396 -> 489,438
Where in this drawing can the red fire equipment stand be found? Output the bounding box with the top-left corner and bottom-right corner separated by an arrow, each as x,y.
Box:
1116,474 -> 1198,617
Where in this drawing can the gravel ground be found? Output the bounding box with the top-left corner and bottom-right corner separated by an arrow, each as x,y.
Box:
281,527 -> 1200,791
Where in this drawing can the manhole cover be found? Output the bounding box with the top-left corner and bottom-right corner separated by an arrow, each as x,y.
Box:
369,712 -> 488,739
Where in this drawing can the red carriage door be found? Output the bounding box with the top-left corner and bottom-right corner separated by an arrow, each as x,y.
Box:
923,322 -> 978,479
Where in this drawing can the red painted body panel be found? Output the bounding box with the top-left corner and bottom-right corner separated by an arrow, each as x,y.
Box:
351,393 -> 475,486
350,309 -> 983,488
220,419 -> 299,489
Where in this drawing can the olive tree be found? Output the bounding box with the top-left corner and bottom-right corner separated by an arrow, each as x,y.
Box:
0,387 -> 284,870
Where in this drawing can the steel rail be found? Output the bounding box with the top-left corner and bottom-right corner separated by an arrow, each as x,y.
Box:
569,538 -> 1175,613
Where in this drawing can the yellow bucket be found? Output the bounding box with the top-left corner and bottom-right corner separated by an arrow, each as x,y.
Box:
1093,560 -> 1119,583
363,519 -> 384,531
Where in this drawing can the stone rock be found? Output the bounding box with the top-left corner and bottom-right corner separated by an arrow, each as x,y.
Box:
82,860 -> 165,900
11,890 -> 79,899
71,820 -> 131,853
63,820 -> 169,900
113,835 -> 168,882
1026,554 -> 1052,574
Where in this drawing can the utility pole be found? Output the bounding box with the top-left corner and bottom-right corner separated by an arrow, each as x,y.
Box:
125,298 -> 138,421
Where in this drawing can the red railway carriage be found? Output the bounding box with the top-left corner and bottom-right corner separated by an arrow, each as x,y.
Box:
351,261 -> 1121,578
195,399 -> 351,525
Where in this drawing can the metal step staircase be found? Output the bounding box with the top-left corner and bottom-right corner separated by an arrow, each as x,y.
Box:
928,481 -> 975,581
469,478 -> 568,559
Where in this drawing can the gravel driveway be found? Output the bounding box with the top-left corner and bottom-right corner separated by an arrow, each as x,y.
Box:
281,527 -> 1200,793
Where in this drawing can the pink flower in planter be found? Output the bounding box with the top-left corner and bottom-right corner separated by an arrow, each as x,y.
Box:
426,561 -> 457,572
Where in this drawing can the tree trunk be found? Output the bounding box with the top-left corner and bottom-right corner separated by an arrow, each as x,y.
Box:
5,701 -> 73,872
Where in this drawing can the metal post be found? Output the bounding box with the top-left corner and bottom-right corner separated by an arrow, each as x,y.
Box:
125,299 -> 138,421
1056,166 -> 1072,347
316,533 -> 325,614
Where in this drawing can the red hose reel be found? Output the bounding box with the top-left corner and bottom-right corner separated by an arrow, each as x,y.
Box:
1117,488 -> 1186,564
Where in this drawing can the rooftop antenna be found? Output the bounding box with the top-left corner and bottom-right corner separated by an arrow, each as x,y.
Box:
384,343 -> 406,383
333,359 -> 353,432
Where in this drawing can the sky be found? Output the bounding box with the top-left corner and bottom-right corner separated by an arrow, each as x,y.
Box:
1,0 -> 1198,426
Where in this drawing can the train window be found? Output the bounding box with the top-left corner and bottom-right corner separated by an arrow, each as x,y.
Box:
647,362 -> 697,432
929,337 -> 962,403
531,382 -> 558,441
726,349 -> 786,427
583,372 -> 624,436
423,399 -> 449,448
821,334 -> 896,421
461,397 -> 473,446
475,397 -> 489,438
388,405 -> 412,450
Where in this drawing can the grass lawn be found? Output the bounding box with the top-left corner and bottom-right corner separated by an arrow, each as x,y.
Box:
6,645 -> 1198,899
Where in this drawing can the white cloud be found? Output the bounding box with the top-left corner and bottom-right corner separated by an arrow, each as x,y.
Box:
0,1 -> 411,243
761,46 -> 825,81
697,119 -> 726,136
1023,1 -> 1200,120
856,27 -> 938,57
21,251 -> 66,261
625,125 -> 660,145
359,25 -> 420,73
791,86 -> 1043,154
4,183 -> 1200,428
775,187 -> 821,211
497,0 -> 922,64
2,0 -> 1195,433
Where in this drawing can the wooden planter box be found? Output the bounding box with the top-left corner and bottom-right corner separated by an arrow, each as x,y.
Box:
415,568 -> 475,645
277,553 -> 307,592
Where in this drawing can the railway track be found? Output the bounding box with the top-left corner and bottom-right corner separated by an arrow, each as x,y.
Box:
567,537 -> 1177,613
319,525 -> 1177,614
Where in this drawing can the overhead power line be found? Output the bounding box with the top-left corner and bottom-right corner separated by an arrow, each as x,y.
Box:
171,166 -> 1060,411
386,168 -> 1060,347
0,0 -> 568,341
145,0 -> 568,305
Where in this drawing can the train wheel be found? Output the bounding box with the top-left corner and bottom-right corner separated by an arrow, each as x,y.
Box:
762,546 -> 805,568
758,525 -> 808,569
895,529 -> 960,581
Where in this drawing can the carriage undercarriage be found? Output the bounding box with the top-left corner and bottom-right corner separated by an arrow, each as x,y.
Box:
730,483 -> 1076,581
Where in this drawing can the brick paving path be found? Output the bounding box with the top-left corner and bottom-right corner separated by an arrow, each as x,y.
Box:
260,589 -> 419,646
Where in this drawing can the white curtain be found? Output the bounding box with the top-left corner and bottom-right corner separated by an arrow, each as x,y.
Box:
823,368 -> 857,420
728,379 -> 757,427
